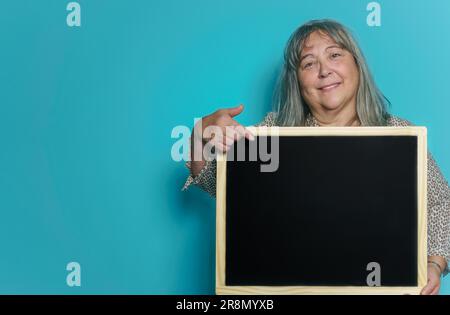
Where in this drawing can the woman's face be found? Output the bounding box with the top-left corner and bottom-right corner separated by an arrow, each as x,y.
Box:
297,31 -> 359,115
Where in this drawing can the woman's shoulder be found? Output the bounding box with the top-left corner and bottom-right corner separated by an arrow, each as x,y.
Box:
386,114 -> 415,127
254,111 -> 278,127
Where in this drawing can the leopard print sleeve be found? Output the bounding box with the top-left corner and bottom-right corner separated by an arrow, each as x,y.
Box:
388,115 -> 450,275
181,112 -> 277,197
182,158 -> 218,197
427,150 -> 450,275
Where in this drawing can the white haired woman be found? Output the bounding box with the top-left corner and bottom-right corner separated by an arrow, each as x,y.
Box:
182,19 -> 450,295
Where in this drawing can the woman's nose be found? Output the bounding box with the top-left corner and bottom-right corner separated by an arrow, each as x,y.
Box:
318,62 -> 332,78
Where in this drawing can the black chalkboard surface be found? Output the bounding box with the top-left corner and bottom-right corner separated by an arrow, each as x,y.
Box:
215,127 -> 427,295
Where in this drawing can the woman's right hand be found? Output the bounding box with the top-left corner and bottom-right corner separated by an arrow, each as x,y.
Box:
196,104 -> 254,153
190,104 -> 254,176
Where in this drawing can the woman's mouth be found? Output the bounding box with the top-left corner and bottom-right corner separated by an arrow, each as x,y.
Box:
319,82 -> 341,92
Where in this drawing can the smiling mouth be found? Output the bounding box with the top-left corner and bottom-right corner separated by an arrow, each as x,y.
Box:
319,83 -> 341,91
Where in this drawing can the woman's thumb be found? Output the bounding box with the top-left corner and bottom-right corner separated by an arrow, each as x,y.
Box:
227,104 -> 244,117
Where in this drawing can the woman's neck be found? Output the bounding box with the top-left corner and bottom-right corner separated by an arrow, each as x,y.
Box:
311,107 -> 361,127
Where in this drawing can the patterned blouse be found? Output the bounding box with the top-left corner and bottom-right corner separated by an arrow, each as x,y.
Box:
182,112 -> 450,274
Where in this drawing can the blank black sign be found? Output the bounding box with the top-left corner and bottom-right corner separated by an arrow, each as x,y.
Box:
225,136 -> 418,286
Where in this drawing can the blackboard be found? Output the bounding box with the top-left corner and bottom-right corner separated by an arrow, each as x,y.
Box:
216,127 -> 427,295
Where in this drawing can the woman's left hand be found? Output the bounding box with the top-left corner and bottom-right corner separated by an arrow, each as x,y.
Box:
420,264 -> 441,295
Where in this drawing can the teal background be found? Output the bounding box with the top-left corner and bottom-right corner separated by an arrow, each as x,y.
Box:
0,0 -> 449,294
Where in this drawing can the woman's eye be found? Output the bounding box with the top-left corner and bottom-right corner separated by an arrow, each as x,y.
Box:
331,53 -> 341,58
303,62 -> 313,69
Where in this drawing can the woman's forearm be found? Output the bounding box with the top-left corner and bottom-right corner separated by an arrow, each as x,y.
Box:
428,255 -> 447,273
190,135 -> 206,177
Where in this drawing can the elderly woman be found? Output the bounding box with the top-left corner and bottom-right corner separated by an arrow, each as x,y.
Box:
182,19 -> 450,295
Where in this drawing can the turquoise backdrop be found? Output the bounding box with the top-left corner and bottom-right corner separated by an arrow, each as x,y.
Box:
0,0 -> 449,294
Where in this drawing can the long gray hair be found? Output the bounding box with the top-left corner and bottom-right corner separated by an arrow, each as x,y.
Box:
273,19 -> 391,126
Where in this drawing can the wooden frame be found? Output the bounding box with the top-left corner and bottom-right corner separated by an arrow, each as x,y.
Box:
216,126 -> 427,295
